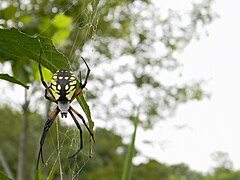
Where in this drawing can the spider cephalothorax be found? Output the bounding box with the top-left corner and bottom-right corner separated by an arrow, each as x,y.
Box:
37,49 -> 95,169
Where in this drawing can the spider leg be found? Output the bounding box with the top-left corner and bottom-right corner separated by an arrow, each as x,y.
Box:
70,88 -> 83,102
38,49 -> 56,101
70,58 -> 90,102
79,71 -> 82,86
44,89 -> 57,103
37,107 -> 60,170
80,57 -> 91,89
68,108 -> 83,158
70,106 -> 95,142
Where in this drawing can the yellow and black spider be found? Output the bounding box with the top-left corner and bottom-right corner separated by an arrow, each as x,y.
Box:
37,49 -> 95,169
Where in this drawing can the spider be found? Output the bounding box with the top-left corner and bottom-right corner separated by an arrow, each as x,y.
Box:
37,49 -> 95,169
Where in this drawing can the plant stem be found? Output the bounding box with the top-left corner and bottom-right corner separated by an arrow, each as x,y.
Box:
121,115 -> 139,180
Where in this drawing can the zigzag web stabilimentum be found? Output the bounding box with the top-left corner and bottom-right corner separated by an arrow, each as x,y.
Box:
36,1 -> 99,179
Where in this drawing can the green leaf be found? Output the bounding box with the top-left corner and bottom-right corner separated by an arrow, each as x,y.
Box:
77,94 -> 95,157
0,28 -> 70,72
0,171 -> 12,180
33,169 -> 40,180
0,74 -> 29,89
121,116 -> 139,180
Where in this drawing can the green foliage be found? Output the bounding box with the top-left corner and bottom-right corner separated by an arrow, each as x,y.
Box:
205,168 -> 240,180
0,106 -> 240,179
0,74 -> 29,89
0,171 -> 11,180
133,161 -> 205,180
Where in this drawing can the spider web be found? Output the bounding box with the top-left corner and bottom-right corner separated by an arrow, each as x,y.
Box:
39,119 -> 91,179
36,1 -> 99,179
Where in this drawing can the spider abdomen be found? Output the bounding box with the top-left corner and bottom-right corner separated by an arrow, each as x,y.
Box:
49,69 -> 77,101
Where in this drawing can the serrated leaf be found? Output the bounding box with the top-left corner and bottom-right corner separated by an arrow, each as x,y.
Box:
0,74 -> 29,89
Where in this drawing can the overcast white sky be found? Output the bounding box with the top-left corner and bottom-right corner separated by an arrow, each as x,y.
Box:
135,0 -> 240,173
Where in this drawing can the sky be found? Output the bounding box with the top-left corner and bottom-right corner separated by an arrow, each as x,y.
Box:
135,0 -> 240,173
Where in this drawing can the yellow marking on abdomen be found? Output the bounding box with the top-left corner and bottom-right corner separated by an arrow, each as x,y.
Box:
52,75 -> 58,80
66,91 -> 75,100
69,80 -> 77,86
70,76 -> 75,80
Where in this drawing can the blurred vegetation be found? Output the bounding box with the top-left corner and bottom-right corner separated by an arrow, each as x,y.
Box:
1,105 -> 240,180
1,0 -> 237,179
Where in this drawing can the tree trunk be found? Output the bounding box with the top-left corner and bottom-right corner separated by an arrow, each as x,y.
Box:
17,90 -> 29,180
